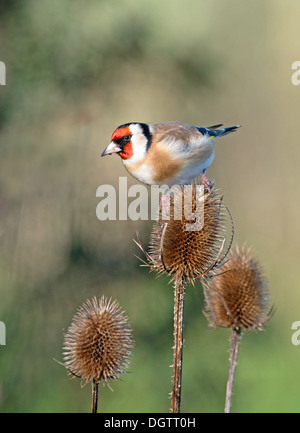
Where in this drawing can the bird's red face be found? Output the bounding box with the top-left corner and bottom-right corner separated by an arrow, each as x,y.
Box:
101,125 -> 133,160
111,126 -> 133,160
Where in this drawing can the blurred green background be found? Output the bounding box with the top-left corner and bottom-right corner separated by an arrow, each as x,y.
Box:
1,0 -> 300,413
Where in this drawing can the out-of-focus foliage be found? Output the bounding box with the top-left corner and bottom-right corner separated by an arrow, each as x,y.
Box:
1,0 -> 300,413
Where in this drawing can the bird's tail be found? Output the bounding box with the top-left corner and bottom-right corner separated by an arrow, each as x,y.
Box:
197,124 -> 241,138
208,124 -> 241,137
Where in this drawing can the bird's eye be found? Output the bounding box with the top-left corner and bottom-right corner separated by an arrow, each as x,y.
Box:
116,134 -> 131,147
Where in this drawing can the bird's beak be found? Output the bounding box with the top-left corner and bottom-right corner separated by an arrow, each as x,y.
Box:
101,141 -> 122,157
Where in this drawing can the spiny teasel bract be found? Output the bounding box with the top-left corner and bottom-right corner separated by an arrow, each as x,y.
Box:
63,296 -> 134,386
144,185 -> 232,283
204,245 -> 272,330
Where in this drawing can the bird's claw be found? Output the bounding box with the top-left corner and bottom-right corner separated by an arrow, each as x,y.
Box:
201,173 -> 213,192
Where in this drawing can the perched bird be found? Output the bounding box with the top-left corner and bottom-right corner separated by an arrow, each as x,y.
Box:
101,121 -> 240,188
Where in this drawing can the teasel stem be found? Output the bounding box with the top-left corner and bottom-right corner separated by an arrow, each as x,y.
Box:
92,378 -> 99,413
135,185 -> 233,413
225,327 -> 242,413
171,275 -> 186,413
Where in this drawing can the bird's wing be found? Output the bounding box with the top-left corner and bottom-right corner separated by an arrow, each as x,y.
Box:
153,122 -> 202,150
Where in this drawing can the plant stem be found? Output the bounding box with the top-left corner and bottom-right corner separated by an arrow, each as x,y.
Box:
92,378 -> 99,413
225,327 -> 242,413
170,275 -> 186,413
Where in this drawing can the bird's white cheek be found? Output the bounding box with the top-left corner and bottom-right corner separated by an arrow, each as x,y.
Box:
123,135 -> 147,165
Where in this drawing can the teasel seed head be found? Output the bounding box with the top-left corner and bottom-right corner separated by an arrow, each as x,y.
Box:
204,246 -> 272,330
63,296 -> 134,385
141,185 -> 232,283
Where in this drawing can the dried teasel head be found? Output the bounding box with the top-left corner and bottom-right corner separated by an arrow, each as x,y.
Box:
138,185 -> 233,283
204,246 -> 272,330
62,296 -> 134,385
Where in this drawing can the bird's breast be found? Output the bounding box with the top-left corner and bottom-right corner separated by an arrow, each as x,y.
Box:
124,143 -> 182,185
124,137 -> 215,186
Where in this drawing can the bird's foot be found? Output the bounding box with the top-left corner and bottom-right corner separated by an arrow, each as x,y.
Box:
159,190 -> 172,219
201,173 -> 213,192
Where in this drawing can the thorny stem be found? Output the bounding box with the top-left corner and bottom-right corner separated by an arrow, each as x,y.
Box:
92,378 -> 99,413
225,327 -> 242,413
171,275 -> 186,413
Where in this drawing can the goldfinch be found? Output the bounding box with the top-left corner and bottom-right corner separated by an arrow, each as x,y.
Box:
101,121 -> 240,187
